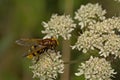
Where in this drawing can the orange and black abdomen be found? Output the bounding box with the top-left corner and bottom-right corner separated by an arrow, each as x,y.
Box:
25,45 -> 47,59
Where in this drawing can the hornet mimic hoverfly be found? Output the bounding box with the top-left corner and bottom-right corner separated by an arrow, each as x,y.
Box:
16,37 -> 58,63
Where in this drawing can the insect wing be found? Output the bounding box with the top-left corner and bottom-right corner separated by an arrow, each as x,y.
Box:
23,45 -> 47,59
16,39 -> 42,46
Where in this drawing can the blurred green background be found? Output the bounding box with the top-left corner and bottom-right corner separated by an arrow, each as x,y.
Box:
0,0 -> 120,80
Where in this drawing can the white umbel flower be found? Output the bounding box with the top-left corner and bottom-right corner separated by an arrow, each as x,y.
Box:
42,14 -> 76,40
72,31 -> 103,53
88,17 -> 120,58
29,50 -> 64,80
72,17 -> 120,58
88,17 -> 120,34
75,56 -> 116,80
99,34 -> 120,58
75,3 -> 106,29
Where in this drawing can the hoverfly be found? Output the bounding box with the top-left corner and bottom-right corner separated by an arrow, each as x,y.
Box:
16,37 -> 58,63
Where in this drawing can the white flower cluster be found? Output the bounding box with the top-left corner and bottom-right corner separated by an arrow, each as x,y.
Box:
89,17 -> 120,58
29,50 -> 64,80
99,34 -> 120,58
75,3 -> 106,29
72,4 -> 119,79
72,31 -> 103,53
72,17 -> 120,58
75,56 -> 116,80
88,17 -> 120,34
42,14 -> 76,40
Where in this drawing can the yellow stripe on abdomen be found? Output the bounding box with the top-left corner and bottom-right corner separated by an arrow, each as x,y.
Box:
26,54 -> 34,59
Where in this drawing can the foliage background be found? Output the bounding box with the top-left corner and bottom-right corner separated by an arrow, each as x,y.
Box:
0,0 -> 120,80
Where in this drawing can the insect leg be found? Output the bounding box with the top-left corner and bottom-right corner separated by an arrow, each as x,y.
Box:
35,55 -> 39,64
46,51 -> 54,61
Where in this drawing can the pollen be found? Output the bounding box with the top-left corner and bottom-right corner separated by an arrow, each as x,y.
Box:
27,54 -> 34,59
34,52 -> 38,55
31,46 -> 35,49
